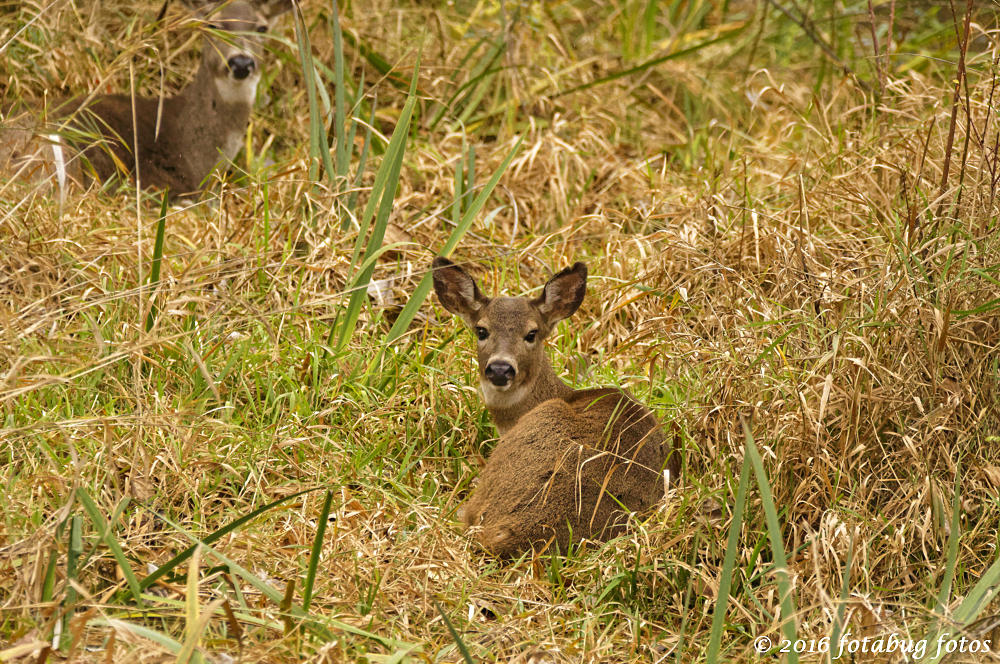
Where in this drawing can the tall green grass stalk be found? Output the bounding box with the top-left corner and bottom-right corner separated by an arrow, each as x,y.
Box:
705,444 -> 752,663
145,192 -> 168,332
61,515 -> 83,651
293,4 -> 334,187
334,65 -> 419,352
828,534 -> 855,664
302,490 -> 334,611
743,418 -> 799,663
76,488 -> 142,604
922,462 -> 1000,664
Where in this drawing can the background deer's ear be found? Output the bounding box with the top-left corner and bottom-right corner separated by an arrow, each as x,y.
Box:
172,0 -> 228,20
175,0 -> 218,12
532,262 -> 587,326
432,257 -> 488,326
254,0 -> 295,20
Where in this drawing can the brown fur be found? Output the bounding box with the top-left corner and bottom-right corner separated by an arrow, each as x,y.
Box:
432,257 -> 679,557
0,0 -> 292,199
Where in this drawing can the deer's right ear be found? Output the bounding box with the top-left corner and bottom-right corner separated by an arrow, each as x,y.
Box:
255,0 -> 295,20
432,257 -> 487,325
175,0 -> 223,18
176,0 -> 216,11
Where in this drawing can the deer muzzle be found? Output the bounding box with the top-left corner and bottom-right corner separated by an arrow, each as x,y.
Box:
485,361 -> 516,387
227,55 -> 256,80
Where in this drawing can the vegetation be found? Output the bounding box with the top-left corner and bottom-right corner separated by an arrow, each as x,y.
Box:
1,0 -> 999,661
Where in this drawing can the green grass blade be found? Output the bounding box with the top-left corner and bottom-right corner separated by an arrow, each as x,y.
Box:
922,554 -> 1000,664
92,619 -> 183,655
464,144 -> 475,213
456,71 -> 502,127
953,556 -> 1000,624
742,418 -> 798,663
76,488 -> 142,604
447,143 -> 476,228
428,34 -> 491,129
293,7 -> 319,184
748,323 -> 802,370
923,469 -> 1000,664
183,544 -> 201,654
452,41 -> 506,126
145,191 -> 168,332
294,5 -> 334,186
258,180 -> 271,291
41,546 -> 58,604
434,600 -> 475,664
340,29 -> 417,93
176,546 -> 213,664
338,67 -> 366,228
371,644 -> 424,664
343,68 -> 364,173
62,514 -> 83,650
345,93 -> 376,221
330,0 -> 348,181
302,490 -> 334,611
933,468 -> 963,621
177,598 -> 225,664
452,144 -> 465,227
346,115 -> 404,270
706,442 -> 752,663
828,532 -> 855,664
673,530 -> 701,664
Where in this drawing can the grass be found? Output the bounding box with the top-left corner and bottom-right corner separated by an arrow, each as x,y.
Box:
2,0 -> 1000,662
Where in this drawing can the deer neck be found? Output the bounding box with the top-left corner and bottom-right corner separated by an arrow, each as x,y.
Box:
485,353 -> 573,435
166,64 -> 256,165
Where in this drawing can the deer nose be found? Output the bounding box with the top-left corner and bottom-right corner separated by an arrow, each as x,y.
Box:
227,55 -> 256,80
485,362 -> 515,387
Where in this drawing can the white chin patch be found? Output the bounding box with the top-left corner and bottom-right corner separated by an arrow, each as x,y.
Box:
480,379 -> 526,409
215,73 -> 260,106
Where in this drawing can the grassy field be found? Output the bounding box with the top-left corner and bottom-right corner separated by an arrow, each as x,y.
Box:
2,0 -> 1000,661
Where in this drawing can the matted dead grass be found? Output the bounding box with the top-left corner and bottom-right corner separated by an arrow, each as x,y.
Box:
2,1 -> 1000,662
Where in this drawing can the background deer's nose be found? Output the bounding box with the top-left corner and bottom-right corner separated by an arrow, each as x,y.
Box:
485,362 -> 516,386
227,55 -> 256,80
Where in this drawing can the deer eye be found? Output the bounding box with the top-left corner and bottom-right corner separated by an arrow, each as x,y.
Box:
255,25 -> 268,33
475,327 -> 489,341
524,330 -> 538,343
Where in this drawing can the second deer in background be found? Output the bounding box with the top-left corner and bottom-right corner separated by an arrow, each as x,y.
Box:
0,0 -> 294,200
432,257 -> 678,557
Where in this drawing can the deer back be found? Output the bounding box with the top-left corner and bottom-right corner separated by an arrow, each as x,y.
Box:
460,388 -> 673,557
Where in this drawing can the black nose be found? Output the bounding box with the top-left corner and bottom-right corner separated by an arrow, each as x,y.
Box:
227,55 -> 256,80
485,362 -> 515,386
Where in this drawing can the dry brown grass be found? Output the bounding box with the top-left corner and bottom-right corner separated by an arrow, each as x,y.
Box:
2,0 -> 1000,662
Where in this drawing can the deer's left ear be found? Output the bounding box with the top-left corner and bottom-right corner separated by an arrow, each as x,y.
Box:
532,262 -> 587,326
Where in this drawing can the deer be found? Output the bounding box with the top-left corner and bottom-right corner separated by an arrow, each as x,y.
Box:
432,257 -> 678,557
0,0 -> 294,201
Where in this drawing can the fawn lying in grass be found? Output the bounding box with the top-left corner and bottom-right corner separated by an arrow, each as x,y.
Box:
0,0 -> 293,201
432,257 -> 677,557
